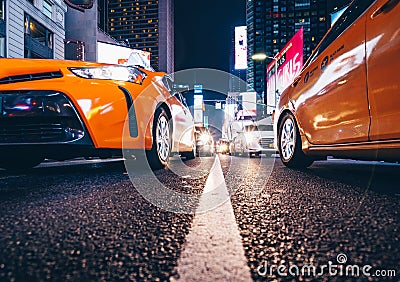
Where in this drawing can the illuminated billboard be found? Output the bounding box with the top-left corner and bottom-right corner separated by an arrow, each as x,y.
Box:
193,95 -> 204,124
266,27 -> 303,113
235,26 -> 248,70
97,42 -> 151,70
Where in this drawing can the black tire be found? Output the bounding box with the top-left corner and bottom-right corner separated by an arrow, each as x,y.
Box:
240,145 -> 248,158
0,155 -> 44,171
278,113 -> 313,169
182,146 -> 196,160
146,107 -> 171,170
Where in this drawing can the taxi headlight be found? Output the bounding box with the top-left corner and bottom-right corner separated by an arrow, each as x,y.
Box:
69,66 -> 146,84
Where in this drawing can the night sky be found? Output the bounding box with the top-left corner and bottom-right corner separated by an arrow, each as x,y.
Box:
174,0 -> 246,73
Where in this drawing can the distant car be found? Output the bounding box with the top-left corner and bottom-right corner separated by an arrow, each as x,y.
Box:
216,138 -> 230,154
274,0 -> 400,168
195,126 -> 214,157
0,59 -> 196,170
231,117 -> 276,157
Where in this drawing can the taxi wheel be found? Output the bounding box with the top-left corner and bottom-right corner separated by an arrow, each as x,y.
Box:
278,113 -> 313,169
146,107 -> 171,170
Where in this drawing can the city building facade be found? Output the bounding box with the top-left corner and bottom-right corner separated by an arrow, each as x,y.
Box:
98,0 -> 174,73
1,0 -> 67,59
246,0 -> 351,96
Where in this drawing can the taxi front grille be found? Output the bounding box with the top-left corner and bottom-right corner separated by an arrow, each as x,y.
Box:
0,91 -> 85,144
0,118 -> 78,143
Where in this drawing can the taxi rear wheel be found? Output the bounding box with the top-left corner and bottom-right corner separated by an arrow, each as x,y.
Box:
146,107 -> 171,170
278,113 -> 313,169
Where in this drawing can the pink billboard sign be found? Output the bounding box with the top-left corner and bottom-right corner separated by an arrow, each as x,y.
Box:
266,27 -> 303,111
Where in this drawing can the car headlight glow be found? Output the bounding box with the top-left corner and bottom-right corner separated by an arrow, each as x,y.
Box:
199,133 -> 212,144
69,66 -> 146,84
244,133 -> 259,144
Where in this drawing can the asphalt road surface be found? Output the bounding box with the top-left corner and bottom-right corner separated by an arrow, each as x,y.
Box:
0,155 -> 399,281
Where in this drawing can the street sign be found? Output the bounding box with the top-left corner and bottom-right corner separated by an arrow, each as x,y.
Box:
194,95 -> 203,109
194,84 -> 203,94
194,109 -> 203,124
204,116 -> 208,128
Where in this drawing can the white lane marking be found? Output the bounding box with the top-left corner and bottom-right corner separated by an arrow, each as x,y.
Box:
173,156 -> 252,282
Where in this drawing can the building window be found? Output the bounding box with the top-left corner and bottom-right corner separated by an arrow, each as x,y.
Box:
0,36 -> 5,58
0,0 -> 4,20
0,0 -> 5,57
65,40 -> 85,61
24,14 -> 53,58
43,0 -> 53,19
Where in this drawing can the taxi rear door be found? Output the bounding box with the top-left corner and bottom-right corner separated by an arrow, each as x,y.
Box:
366,0 -> 400,141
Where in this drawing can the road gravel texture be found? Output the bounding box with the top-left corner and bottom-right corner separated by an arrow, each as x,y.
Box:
0,159 -> 211,281
220,156 -> 400,281
0,156 -> 399,281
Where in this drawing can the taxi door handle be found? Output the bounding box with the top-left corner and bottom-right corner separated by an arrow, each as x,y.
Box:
291,76 -> 301,87
371,0 -> 399,19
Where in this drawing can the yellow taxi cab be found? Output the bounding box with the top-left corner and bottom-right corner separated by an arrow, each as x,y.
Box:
0,59 -> 196,170
275,0 -> 400,168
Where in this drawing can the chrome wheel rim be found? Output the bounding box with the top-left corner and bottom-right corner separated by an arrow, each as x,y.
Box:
156,115 -> 170,162
281,118 -> 296,161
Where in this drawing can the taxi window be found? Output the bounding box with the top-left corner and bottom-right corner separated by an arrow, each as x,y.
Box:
163,76 -> 189,108
162,75 -> 174,92
307,0 -> 376,66
257,125 -> 273,131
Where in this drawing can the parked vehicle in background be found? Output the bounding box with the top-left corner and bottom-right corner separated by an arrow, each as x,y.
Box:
274,0 -> 400,168
231,117 -> 276,157
195,126 -> 215,157
216,138 -> 230,154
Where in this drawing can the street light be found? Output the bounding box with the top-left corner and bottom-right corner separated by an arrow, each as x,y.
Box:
251,53 -> 267,60
251,53 -> 278,112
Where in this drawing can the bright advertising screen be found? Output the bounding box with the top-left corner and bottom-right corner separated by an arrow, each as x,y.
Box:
266,27 -> 303,113
235,26 -> 248,70
97,42 -> 151,70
